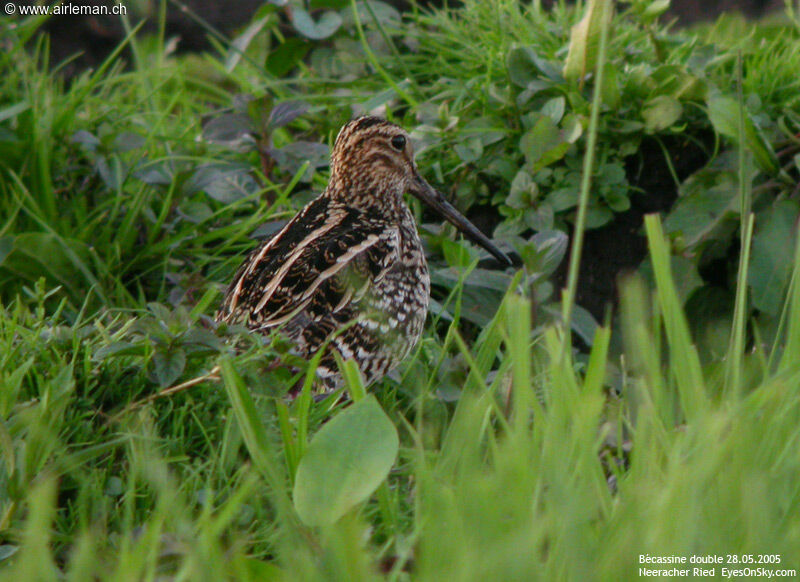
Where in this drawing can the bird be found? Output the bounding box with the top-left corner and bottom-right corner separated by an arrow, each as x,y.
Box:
215,116 -> 511,392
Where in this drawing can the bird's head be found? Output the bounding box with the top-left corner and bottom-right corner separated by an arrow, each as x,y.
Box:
328,116 -> 418,205
327,116 -> 511,265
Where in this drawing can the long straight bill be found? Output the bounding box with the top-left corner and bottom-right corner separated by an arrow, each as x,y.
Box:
410,174 -> 512,265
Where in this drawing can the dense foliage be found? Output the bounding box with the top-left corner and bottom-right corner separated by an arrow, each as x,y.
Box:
1,0 -> 800,579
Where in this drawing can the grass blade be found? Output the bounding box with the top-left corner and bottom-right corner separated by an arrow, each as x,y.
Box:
219,358 -> 300,535
644,214 -> 708,420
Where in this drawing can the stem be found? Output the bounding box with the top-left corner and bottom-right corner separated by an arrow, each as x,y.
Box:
350,0 -> 418,109
560,0 -> 611,362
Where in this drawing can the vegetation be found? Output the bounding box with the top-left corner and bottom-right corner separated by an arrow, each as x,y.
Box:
1,0 -> 800,579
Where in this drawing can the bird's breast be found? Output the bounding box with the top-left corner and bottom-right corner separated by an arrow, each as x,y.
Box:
364,223 -> 430,342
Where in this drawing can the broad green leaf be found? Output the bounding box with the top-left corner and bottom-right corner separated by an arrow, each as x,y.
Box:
71,130 -> 100,152
202,114 -> 255,145
433,267 -> 511,294
563,0 -> 613,83
520,116 -> 570,171
442,239 -> 479,268
290,8 -> 342,40
226,13 -> 274,72
271,141 -> 329,183
562,113 -> 584,143
685,286 -> 734,359
664,167 -> 739,251
603,189 -> 630,212
507,170 -> 538,209
523,204 -> 554,231
104,476 -> 124,497
134,160 -> 174,186
341,0 -> 402,27
113,131 -> 145,152
454,136 -> 484,163
544,187 -> 579,212
543,303 -> 600,345
520,230 -> 568,275
266,38 -> 311,77
245,95 -> 274,129
585,204 -> 614,228
185,163 -> 260,203
95,156 -> 125,191
571,304 -> 600,346
506,46 -> 561,90
541,97 -> 566,124
462,117 -> 508,145
268,101 -> 310,130
643,0 -> 670,19
707,94 -> 779,175
748,200 -> 800,316
151,348 -> 186,388
646,65 -> 706,101
642,95 -> 683,133
293,395 -> 398,527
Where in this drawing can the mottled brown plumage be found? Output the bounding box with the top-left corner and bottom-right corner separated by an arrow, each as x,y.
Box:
216,116 -> 509,391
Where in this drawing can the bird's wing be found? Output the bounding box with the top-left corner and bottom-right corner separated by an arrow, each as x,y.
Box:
217,201 -> 398,330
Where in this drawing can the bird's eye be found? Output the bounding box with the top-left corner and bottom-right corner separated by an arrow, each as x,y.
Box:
390,135 -> 406,151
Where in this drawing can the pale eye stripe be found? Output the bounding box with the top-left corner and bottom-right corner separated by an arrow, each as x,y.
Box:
252,213 -> 344,315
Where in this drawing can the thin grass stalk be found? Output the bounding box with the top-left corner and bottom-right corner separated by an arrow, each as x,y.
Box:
417,260 -> 474,396
725,213 -> 754,393
9,478 -> 57,582
275,400 -> 299,483
166,0 -> 269,73
350,0 -> 418,108
620,276 -> 674,428
219,359 -> 301,538
778,235 -> 800,371
560,0 -> 611,362
505,294 -> 532,433
724,52 -> 755,396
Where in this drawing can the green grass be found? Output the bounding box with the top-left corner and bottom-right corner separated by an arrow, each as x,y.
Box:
2,1 -> 800,579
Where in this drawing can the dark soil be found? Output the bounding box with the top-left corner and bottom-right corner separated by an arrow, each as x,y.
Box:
667,0 -> 782,22
554,132 -> 714,320
36,0 -> 263,76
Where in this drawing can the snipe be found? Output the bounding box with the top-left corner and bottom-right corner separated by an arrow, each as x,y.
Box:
216,116 -> 510,391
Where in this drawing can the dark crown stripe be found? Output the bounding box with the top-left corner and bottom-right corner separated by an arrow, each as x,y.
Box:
352,116 -> 387,133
